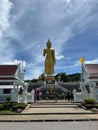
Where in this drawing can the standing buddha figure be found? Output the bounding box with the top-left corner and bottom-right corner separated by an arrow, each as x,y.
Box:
43,39 -> 56,76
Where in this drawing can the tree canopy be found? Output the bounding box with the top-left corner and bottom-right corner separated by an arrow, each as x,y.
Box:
55,73 -> 81,82
25,73 -> 81,83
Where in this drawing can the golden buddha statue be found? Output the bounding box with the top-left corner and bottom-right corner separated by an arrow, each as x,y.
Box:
43,39 -> 56,76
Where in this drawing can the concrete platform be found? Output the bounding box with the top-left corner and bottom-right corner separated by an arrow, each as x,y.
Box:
0,100 -> 98,122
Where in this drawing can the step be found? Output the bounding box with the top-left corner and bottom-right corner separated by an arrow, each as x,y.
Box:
30,104 -> 78,108
31,102 -> 79,105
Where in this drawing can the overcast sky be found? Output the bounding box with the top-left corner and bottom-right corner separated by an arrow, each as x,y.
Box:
0,0 -> 98,79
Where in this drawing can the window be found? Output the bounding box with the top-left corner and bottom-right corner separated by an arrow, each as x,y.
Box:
0,82 -> 13,85
96,82 -> 98,87
3,89 -> 11,94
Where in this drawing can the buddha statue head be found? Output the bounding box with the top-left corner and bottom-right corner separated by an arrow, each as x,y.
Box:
46,39 -> 52,48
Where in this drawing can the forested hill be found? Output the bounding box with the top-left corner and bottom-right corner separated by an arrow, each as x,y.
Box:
55,73 -> 81,82
25,73 -> 81,82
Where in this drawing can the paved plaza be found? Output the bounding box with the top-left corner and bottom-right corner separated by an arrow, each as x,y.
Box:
0,121 -> 98,130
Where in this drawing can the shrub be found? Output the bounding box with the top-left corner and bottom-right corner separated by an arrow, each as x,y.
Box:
85,104 -> 95,109
84,98 -> 96,105
95,104 -> 98,109
0,104 -> 4,110
3,103 -> 8,110
10,102 -> 18,106
6,97 -> 11,102
11,104 -> 26,111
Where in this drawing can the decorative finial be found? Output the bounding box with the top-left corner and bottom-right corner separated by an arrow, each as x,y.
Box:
47,38 -> 51,43
46,38 -> 51,47
80,57 -> 85,64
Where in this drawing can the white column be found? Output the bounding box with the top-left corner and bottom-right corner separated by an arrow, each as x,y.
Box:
23,83 -> 28,103
31,90 -> 34,102
73,89 -> 77,102
12,83 -> 18,102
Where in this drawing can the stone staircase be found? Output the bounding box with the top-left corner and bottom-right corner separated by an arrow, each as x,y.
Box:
0,100 -> 98,122
23,100 -> 91,114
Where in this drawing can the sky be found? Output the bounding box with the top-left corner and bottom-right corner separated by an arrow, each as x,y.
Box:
0,0 -> 98,79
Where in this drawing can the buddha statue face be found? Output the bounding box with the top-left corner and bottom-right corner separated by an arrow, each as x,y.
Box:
46,39 -> 51,48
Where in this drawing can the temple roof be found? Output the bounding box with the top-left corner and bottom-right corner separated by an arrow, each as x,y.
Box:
85,64 -> 98,79
85,64 -> 98,74
0,65 -> 18,76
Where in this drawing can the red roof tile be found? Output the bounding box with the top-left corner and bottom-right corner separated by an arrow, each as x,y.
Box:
85,64 -> 98,74
0,65 -> 18,76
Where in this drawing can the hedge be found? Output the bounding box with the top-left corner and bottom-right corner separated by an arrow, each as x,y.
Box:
84,98 -> 96,105
85,104 -> 95,109
0,104 -> 4,110
11,104 -> 26,111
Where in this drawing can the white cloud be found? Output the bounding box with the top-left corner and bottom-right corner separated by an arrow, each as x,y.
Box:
85,59 -> 98,64
56,55 -> 64,60
9,0 -> 97,53
56,58 -> 98,72
0,0 -> 12,38
0,0 -> 14,63
0,0 -> 98,79
3,59 -> 26,70
25,64 -> 44,79
36,56 -> 44,63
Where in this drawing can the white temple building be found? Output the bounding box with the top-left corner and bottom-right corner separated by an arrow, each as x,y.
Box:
74,63 -> 98,102
81,64 -> 98,101
0,64 -> 24,102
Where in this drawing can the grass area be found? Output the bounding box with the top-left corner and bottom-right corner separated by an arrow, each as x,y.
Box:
0,102 -> 27,114
0,110 -> 16,114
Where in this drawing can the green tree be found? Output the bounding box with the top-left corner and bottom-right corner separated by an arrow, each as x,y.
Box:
55,72 -> 80,82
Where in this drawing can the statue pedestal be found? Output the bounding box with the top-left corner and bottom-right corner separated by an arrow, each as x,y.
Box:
45,76 -> 55,84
